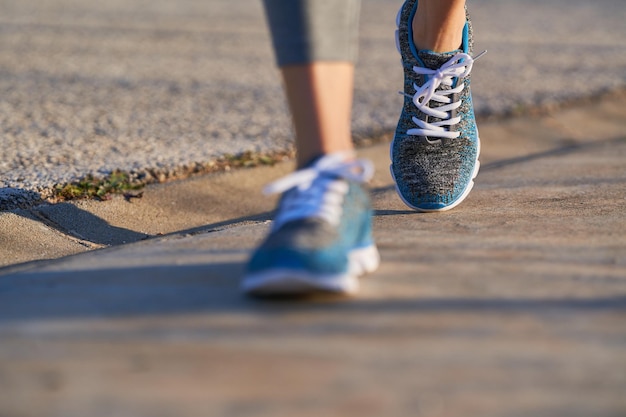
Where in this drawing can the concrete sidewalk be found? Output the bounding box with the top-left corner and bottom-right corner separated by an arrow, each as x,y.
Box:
1,93 -> 625,417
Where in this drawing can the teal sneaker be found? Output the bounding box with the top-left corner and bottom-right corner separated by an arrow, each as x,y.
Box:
391,0 -> 484,211
241,153 -> 380,296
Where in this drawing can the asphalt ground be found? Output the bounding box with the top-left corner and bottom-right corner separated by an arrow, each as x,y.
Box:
1,0 -> 625,207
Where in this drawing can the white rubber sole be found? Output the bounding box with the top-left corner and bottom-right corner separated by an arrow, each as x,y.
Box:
241,244 -> 380,296
389,136 -> 481,212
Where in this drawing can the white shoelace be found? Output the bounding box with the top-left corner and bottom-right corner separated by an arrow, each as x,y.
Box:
263,153 -> 374,229
402,51 -> 486,140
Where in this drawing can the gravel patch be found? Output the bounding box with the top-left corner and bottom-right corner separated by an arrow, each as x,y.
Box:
1,0 -> 624,209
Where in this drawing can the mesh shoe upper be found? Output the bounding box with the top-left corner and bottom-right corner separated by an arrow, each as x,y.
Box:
391,0 -> 481,212
243,153 -> 378,295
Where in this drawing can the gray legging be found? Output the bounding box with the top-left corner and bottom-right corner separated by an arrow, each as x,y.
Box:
262,0 -> 362,66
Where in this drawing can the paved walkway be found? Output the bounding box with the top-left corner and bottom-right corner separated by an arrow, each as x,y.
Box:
1,93 -> 625,417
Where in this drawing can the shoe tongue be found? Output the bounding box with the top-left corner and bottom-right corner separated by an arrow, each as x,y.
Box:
417,49 -> 460,70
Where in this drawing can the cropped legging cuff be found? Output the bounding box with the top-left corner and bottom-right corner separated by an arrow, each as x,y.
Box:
261,0 -> 362,67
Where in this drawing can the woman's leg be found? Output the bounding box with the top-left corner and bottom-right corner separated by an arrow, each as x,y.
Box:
280,63 -> 354,168
242,0 -> 378,296
261,0 -> 361,167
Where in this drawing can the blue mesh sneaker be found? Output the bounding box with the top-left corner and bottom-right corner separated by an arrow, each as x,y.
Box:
391,0 -> 484,211
241,153 -> 380,296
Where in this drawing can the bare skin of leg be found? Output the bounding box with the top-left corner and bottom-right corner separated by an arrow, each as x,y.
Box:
412,0 -> 467,53
280,62 -> 355,168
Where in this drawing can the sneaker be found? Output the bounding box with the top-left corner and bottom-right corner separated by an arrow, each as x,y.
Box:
391,0 -> 483,212
241,153 -> 380,296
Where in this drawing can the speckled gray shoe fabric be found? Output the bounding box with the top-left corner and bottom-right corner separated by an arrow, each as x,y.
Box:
391,0 -> 481,212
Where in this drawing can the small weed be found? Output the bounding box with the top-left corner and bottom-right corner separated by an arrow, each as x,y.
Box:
54,171 -> 143,202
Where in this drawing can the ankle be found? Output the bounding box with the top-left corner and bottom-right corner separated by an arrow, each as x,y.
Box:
412,26 -> 464,53
411,0 -> 466,53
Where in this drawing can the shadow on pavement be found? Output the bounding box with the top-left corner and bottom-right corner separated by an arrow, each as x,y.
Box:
35,202 -> 150,245
167,211 -> 273,238
0,262 -> 246,321
481,136 -> 625,171
1,260 -> 625,322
